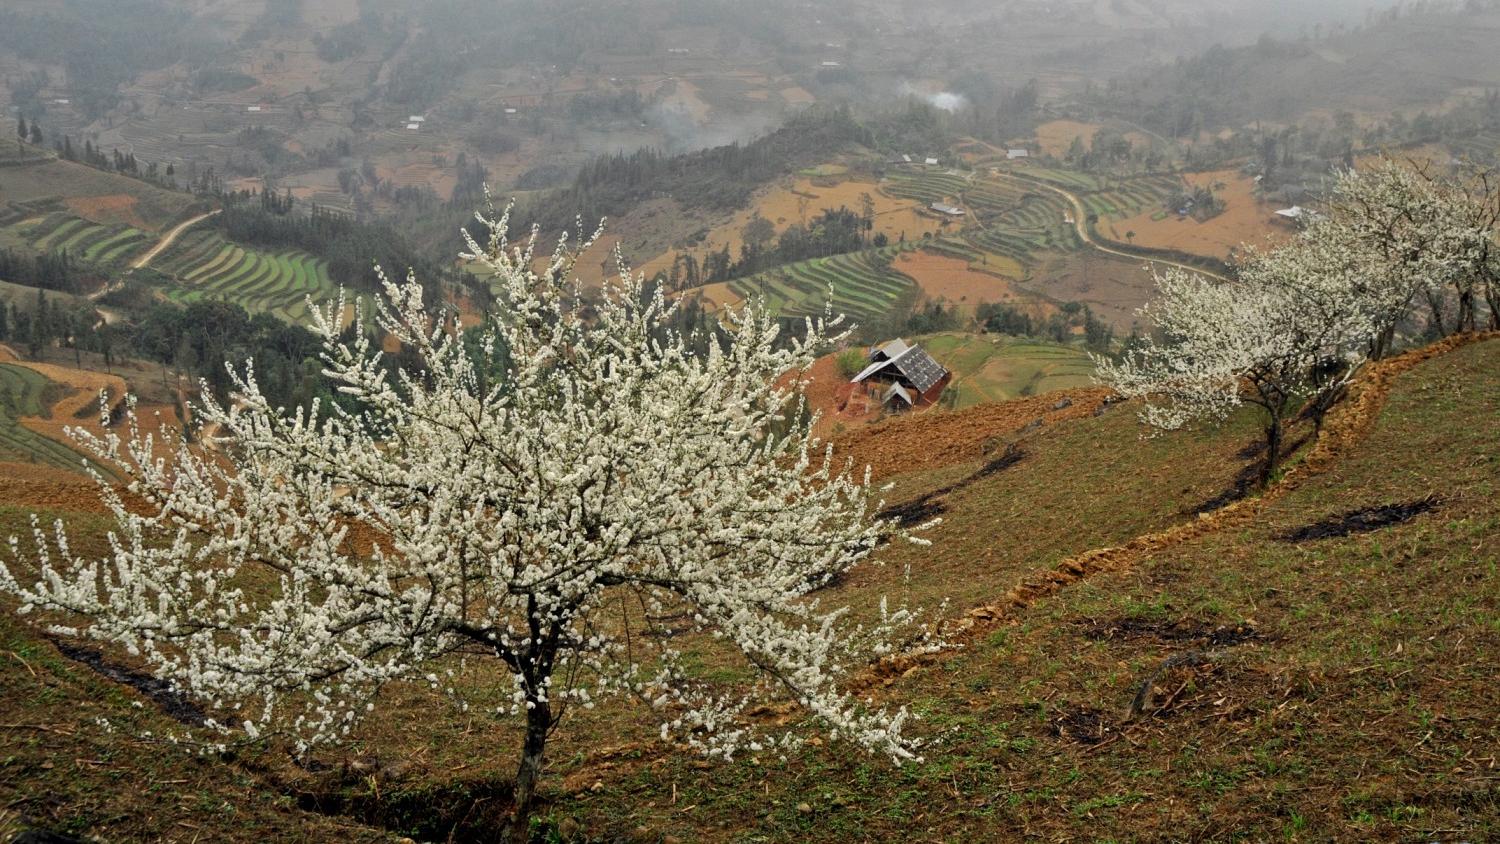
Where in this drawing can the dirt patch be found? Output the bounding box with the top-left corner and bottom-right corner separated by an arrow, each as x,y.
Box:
289,772 -> 514,844
1281,496 -> 1440,542
1050,705 -> 1112,745
63,194 -> 146,230
832,387 -> 1109,480
640,176 -> 941,283
1032,120 -> 1150,159
1110,169 -> 1283,261
779,86 -> 816,106
895,250 -> 1023,306
1080,616 -> 1260,648
51,639 -> 206,726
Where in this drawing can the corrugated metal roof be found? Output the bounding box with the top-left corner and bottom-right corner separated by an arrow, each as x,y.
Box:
873,338 -> 910,361
850,359 -> 893,384
889,346 -> 948,393
883,383 -> 913,406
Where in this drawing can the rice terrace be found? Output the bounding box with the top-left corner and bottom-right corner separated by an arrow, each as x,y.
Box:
1,0 -> 1499,842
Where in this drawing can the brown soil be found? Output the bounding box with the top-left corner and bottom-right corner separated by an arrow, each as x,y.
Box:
895,250 -> 1024,306
1111,169 -> 1283,260
63,194 -> 147,230
830,386 -> 1112,481
639,176 -> 941,282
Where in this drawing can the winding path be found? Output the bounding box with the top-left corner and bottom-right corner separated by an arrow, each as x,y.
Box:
991,170 -> 1231,282
87,209 -> 220,327
128,209 -> 220,272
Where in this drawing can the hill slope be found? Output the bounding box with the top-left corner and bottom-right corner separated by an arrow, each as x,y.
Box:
0,336 -> 1496,841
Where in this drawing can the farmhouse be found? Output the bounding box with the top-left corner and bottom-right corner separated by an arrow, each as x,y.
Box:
930,202 -> 966,217
1006,148 -> 1029,159
849,339 -> 951,411
924,157 -> 940,166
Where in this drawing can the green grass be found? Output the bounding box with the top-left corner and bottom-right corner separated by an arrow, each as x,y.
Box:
919,331 -> 1097,405
0,337 -> 1495,841
729,244 -> 920,324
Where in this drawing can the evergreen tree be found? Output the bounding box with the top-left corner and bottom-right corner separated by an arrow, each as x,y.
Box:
28,122 -> 42,145
15,116 -> 25,141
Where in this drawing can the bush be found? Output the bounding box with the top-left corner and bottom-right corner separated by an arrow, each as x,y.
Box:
836,348 -> 868,379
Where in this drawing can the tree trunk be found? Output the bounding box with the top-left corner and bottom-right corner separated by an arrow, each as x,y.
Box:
509,698 -> 551,843
1260,413 -> 1284,489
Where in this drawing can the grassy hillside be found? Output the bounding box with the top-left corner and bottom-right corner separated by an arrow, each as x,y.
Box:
0,149 -> 195,234
0,337 -> 1495,841
920,332 -> 1096,405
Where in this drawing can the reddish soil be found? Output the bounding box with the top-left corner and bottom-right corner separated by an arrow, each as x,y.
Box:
830,386 -> 1112,480
1111,169 -> 1283,260
63,194 -> 148,230
895,251 -> 1025,306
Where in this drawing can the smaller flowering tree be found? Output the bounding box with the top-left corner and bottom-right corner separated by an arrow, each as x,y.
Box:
1323,159 -> 1500,348
1095,263 -> 1371,485
0,208 -> 933,834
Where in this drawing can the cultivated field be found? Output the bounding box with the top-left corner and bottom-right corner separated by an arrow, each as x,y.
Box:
920,331 -> 1097,405
1110,168 -> 1283,260
0,156 -> 193,233
4,213 -> 151,266
153,227 -> 348,324
725,244 -> 920,325
0,363 -> 88,472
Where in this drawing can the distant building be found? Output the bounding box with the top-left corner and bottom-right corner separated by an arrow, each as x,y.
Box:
1006,148 -> 1029,159
821,61 -> 842,68
849,339 -> 951,411
406,123 -> 421,130
247,105 -> 262,112
924,157 -> 940,166
1274,206 -> 1324,225
930,202 -> 966,217
902,154 -> 913,164
667,48 -> 691,55
408,115 -> 426,123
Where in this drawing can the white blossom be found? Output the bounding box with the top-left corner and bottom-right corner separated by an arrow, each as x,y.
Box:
0,206 -> 933,820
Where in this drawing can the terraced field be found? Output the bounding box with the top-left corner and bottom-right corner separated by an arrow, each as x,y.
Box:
10,213 -> 149,265
0,364 -> 89,471
727,244 -> 919,324
1076,174 -> 1181,219
882,170 -> 970,204
155,228 -> 350,324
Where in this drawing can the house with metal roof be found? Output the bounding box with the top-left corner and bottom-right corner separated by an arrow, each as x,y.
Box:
849,339 -> 951,411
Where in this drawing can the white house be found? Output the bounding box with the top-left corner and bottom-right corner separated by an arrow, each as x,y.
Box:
406,122 -> 421,130
930,202 -> 966,217
1006,148 -> 1029,159
408,115 -> 426,123
924,157 -> 940,166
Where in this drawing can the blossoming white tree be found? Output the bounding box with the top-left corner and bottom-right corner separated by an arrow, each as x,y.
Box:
1,208 -> 931,834
1095,262 -> 1371,485
1322,158 -> 1500,350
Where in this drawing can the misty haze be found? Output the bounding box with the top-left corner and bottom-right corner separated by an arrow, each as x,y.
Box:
0,1 -> 1498,841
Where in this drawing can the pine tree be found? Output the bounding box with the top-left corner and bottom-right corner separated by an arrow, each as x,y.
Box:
16,117 -> 25,141
28,123 -> 42,145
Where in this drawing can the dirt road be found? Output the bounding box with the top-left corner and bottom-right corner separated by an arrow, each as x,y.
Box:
992,171 -> 1230,281
128,209 -> 220,272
